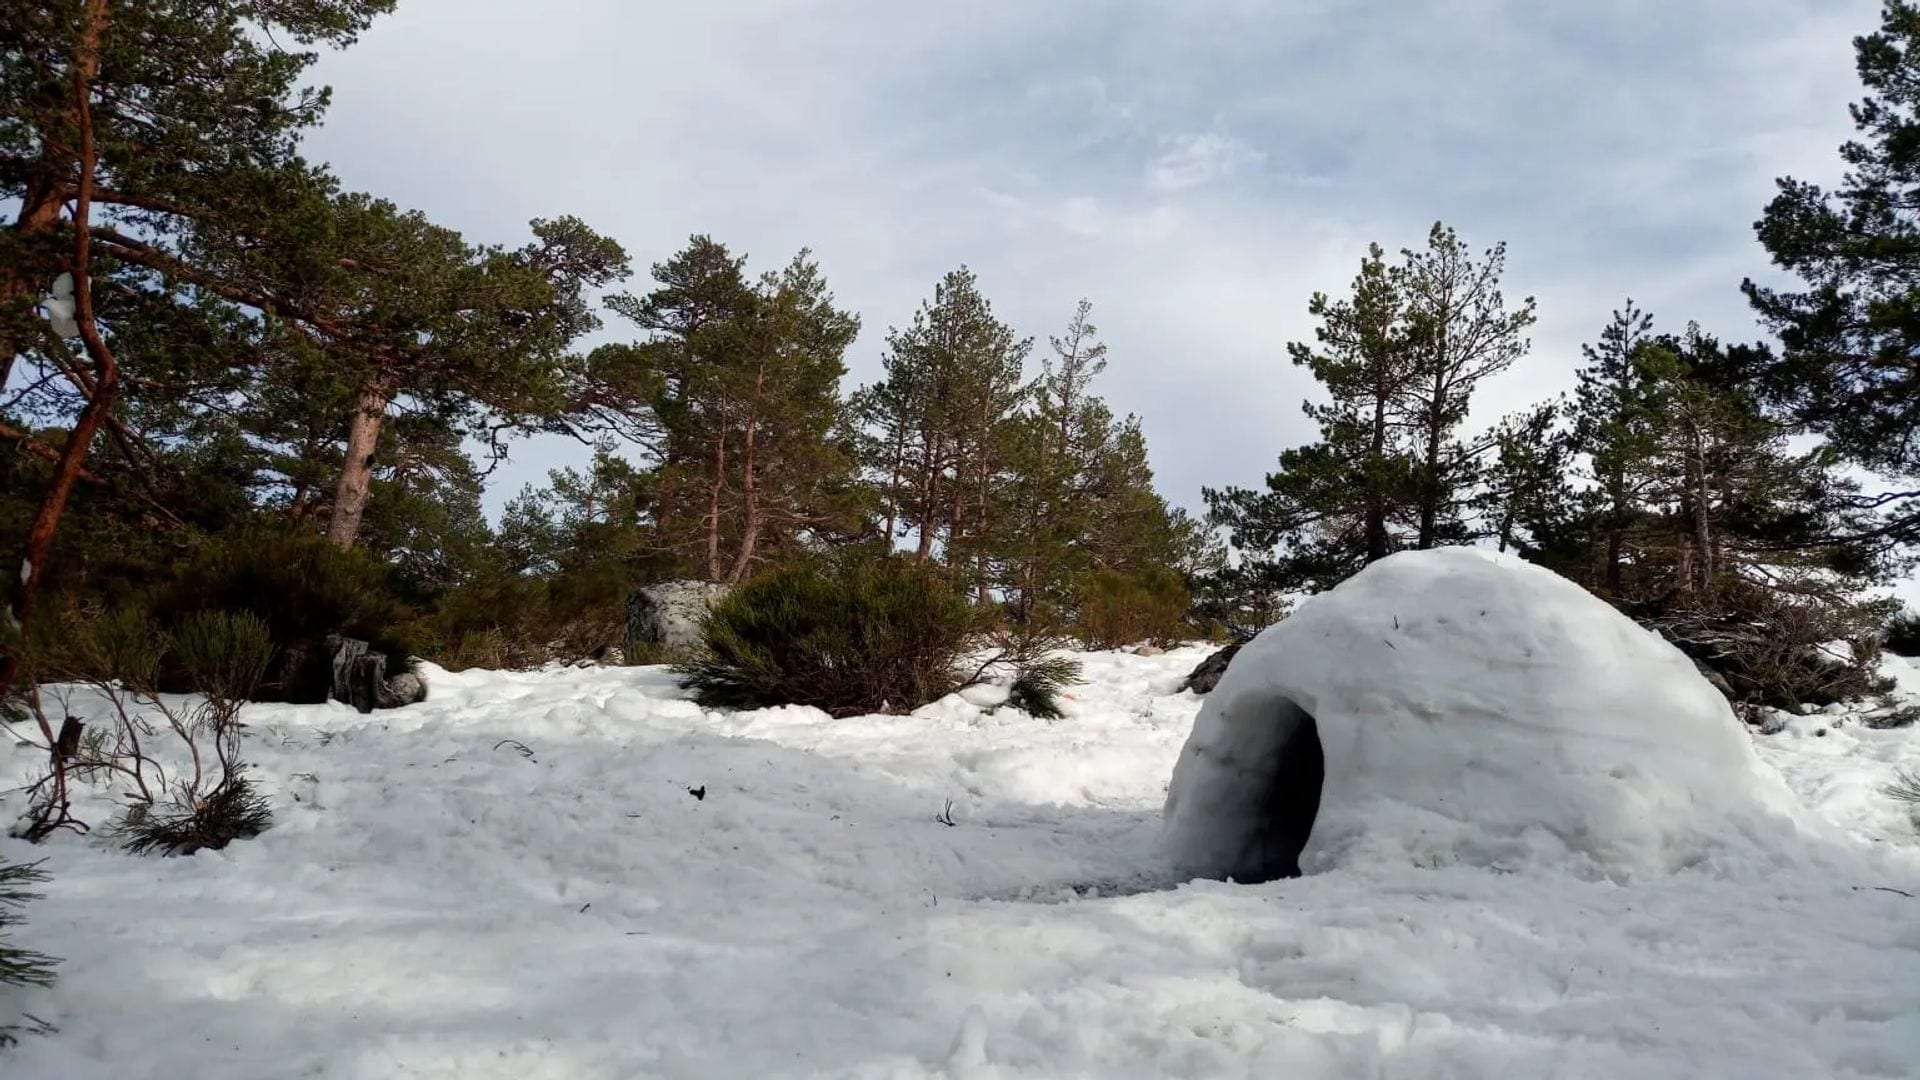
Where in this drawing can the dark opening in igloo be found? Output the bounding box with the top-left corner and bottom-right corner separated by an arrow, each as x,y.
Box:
1227,697 -> 1323,883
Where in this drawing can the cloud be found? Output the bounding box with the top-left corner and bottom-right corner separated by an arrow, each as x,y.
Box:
1146,133 -> 1265,191
297,0 -> 1883,517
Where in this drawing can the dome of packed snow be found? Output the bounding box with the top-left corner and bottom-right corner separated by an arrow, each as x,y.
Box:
1162,547 -> 1812,882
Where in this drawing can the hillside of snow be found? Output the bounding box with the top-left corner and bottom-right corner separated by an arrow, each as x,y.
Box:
2,647 -> 1918,1079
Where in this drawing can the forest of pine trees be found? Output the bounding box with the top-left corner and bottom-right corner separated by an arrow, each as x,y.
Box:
6,0 -> 1920,717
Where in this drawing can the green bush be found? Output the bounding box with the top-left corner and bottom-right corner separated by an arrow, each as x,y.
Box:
148,527 -> 417,698
171,610 -> 274,703
1076,567 -> 1192,650
679,556 -> 976,716
417,563 -> 636,670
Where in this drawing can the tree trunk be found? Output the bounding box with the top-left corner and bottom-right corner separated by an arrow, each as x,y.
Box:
704,429 -> 728,582
726,375 -> 766,585
3,0 -> 112,718
1604,478 -> 1627,598
914,432 -> 940,561
1417,374 -> 1445,549
1692,426 -> 1713,592
325,377 -> 392,550
948,463 -> 966,568
881,421 -> 905,547
973,441 -> 992,604
1365,391 -> 1390,562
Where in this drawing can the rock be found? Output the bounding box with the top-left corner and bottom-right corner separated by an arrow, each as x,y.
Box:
325,635 -> 369,704
254,633 -> 422,710
1691,657 -> 1736,700
268,637 -> 333,704
1178,643 -> 1243,695
1134,644 -> 1166,657
626,580 -> 732,658
344,651 -> 386,715
378,670 -> 428,709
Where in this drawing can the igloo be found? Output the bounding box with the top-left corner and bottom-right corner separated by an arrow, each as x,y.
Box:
1162,547 -> 1810,882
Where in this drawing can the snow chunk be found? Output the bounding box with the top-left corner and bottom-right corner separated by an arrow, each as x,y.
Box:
1163,547 -> 1811,881
42,271 -> 79,338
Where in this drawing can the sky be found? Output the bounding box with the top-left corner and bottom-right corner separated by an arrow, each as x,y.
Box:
300,0 -> 1881,517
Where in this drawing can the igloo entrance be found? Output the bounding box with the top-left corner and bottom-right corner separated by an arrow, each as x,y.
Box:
1163,687 -> 1323,883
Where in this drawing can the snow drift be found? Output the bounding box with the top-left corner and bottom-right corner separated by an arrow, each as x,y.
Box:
1163,547 -> 1811,881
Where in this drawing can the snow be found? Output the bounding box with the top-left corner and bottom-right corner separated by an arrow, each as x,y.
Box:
1166,547 -> 1816,883
1,639 -> 1916,1078
40,272 -> 78,339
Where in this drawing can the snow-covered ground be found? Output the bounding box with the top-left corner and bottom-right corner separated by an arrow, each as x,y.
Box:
2,647 -> 1918,1079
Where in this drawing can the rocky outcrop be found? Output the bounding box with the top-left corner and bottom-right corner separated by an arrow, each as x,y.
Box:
1179,643 -> 1243,695
1691,657 -> 1736,701
378,670 -> 429,709
626,581 -> 732,659
253,634 -> 426,711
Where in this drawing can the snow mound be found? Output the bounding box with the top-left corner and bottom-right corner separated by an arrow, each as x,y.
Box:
1163,547 -> 1813,881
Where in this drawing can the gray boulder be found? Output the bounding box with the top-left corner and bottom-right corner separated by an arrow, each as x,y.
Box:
1690,657 -> 1736,701
379,670 -> 429,709
325,635 -> 371,706
1179,643 -> 1243,695
322,634 -> 428,712
626,580 -> 732,658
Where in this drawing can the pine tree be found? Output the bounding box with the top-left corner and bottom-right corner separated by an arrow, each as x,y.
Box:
197,201 -> 629,551
999,300 -> 1113,622
1204,245 -> 1421,594
355,414 -> 495,596
1481,401 -> 1577,562
1395,223 -> 1537,548
1619,329 -> 1896,705
0,0 -> 398,686
1744,0 -> 1920,543
605,235 -> 758,570
1569,302 -> 1662,596
856,268 -> 1030,590
498,440 -> 655,579
720,253 -> 863,582
604,239 -> 862,581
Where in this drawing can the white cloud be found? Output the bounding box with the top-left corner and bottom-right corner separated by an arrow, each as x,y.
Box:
1146,132 -> 1265,191
297,0 -> 1882,517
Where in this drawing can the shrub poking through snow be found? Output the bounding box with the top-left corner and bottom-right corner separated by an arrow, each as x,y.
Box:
1890,770 -> 1920,831
111,612 -> 275,855
0,858 -> 56,990
679,557 -> 976,716
4,609 -> 274,852
1005,656 -> 1079,720
116,774 -> 274,857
